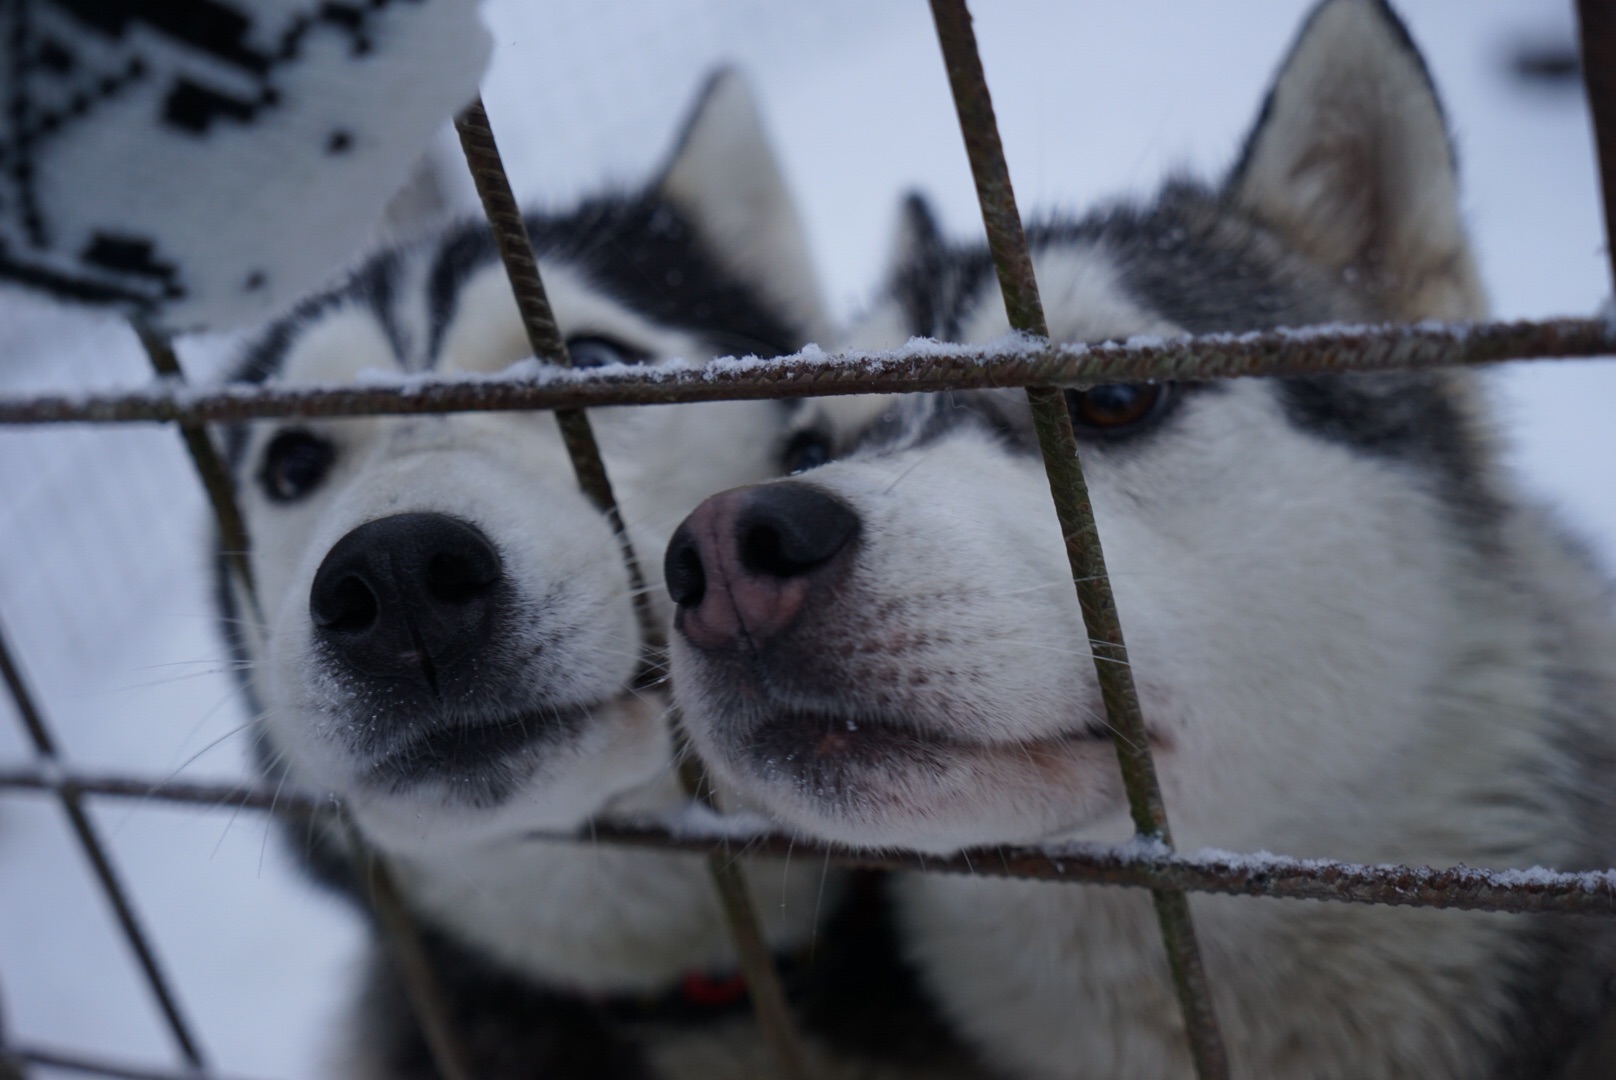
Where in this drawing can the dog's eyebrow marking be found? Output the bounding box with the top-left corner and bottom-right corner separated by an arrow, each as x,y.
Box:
843,391 -> 1028,460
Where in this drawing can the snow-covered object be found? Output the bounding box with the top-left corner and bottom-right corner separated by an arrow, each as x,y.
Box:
0,0 -> 490,333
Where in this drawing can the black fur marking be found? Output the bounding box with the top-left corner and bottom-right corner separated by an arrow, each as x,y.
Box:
220,245 -> 401,465
353,872 -> 978,1080
887,191 -> 958,341
424,195 -> 801,367
359,926 -> 656,1080
848,391 -> 1029,460
1274,372 -> 1504,537
1040,184 -> 1502,541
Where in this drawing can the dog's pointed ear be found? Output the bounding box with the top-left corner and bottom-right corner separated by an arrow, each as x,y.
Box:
882,192 -> 950,337
658,67 -> 830,343
1228,0 -> 1485,320
886,191 -> 945,278
376,129 -> 470,245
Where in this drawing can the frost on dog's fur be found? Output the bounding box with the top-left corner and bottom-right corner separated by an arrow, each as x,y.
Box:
668,3 -> 1616,1077
217,72 -> 971,1079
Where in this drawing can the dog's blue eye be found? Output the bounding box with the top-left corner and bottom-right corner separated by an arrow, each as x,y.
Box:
259,430 -> 335,502
782,430 -> 832,475
1065,383 -> 1172,437
565,335 -> 649,368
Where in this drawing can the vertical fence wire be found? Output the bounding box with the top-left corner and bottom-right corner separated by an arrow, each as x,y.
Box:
344,825 -> 476,1080
925,1 -> 1229,1075
0,616 -> 207,1071
1578,0 -> 1616,294
132,323 -> 255,607
129,327 -> 477,1080
0,982 -> 21,1080
452,96 -> 811,1080
673,721 -> 813,1080
451,98 -> 662,659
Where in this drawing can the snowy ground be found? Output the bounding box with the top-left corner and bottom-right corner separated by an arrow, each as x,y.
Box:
0,2 -> 1603,1076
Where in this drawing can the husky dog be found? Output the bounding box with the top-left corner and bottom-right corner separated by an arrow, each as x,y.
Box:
219,73 -> 971,1079
665,3 -> 1616,1077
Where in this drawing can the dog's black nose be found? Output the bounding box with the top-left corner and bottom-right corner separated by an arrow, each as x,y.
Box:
310,513 -> 502,690
734,483 -> 860,580
666,482 -> 858,651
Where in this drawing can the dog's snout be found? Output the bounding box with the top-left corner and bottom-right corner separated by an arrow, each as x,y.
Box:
310,512 -> 503,689
666,482 -> 858,651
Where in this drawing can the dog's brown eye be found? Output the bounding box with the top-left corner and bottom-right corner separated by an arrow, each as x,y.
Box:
259,430 -> 335,502
782,430 -> 832,474
1065,383 -> 1172,436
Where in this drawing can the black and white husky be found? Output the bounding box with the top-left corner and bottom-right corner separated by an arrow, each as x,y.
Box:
218,73 -> 970,1079
666,3 -> 1616,1077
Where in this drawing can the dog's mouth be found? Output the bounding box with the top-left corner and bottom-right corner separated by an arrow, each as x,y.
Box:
359,699 -> 596,793
740,706 -> 1114,782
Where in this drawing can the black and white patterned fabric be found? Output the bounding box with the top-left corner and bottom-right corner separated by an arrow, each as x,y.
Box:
0,0 -> 489,331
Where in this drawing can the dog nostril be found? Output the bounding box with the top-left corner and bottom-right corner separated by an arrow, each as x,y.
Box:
740,523 -> 794,578
313,573 -> 378,633
664,525 -> 707,607
426,549 -> 500,605
736,483 -> 859,579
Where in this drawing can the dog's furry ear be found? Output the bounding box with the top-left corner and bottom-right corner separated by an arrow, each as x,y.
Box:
883,191 -> 950,337
1228,0 -> 1485,320
886,191 -> 945,278
658,68 -> 830,343
376,129 -> 471,245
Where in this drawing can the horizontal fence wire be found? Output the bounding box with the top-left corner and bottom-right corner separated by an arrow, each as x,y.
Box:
0,318 -> 1607,426
927,0 -> 1225,1073
5,765 -> 1616,917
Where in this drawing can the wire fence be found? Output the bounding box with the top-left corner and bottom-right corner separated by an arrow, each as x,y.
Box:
2,2 -> 1614,1079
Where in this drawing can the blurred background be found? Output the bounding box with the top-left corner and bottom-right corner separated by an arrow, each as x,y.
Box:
0,1 -> 1602,1075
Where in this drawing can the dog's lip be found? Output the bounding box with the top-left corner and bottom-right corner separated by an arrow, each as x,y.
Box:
745,706 -> 1114,765
360,699 -> 597,788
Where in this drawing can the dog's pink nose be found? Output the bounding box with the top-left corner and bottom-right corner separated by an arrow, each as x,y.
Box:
665,482 -> 859,651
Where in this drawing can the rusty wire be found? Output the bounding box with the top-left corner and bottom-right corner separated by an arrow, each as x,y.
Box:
0,317 -> 1606,426
7,764 -> 1616,918
3,1042 -> 269,1080
928,0 -> 1226,1074
1578,0 -> 1616,291
451,100 -> 648,619
0,620 -> 207,1070
452,98 -> 661,658
131,323 -> 256,604
344,824 -> 476,1080
135,331 -> 473,1078
452,96 -> 808,1079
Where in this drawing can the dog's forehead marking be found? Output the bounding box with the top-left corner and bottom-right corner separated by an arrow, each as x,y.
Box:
277,301 -> 400,385
959,241 -> 1185,345
807,242 -> 1185,457
791,394 -> 904,448
432,261 -> 710,375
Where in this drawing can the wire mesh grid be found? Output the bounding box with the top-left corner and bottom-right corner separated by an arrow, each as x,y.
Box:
0,2 -> 1611,1079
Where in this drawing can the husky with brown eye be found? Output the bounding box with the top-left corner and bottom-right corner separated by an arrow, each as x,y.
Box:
665,3 -> 1616,1077
218,70 -> 982,1080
